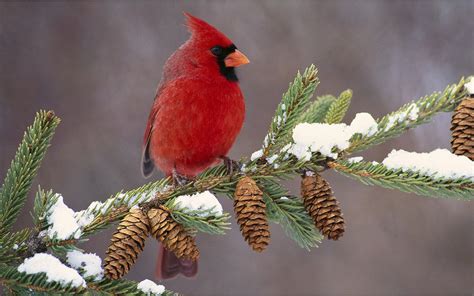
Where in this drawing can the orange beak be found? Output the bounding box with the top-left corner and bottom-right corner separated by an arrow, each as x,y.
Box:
224,50 -> 250,67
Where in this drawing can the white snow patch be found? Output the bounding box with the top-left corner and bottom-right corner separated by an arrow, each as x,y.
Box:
465,79 -> 474,94
13,244 -> 18,250
407,104 -> 419,121
349,113 -> 378,136
18,253 -> 86,288
347,156 -> 364,163
74,210 -> 94,228
287,112 -> 378,159
137,279 -> 165,295
126,190 -> 157,207
382,149 -> 474,181
67,250 -> 103,281
263,135 -> 270,147
266,154 -> 278,164
384,103 -> 419,131
174,191 -> 223,216
47,195 -> 82,240
250,149 -> 263,161
280,196 -> 289,200
305,171 -> 315,177
276,115 -> 283,126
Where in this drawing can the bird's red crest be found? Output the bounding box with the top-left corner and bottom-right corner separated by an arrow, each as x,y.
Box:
184,12 -> 233,47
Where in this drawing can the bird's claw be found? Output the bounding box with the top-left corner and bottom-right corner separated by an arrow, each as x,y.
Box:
172,169 -> 191,187
221,156 -> 240,175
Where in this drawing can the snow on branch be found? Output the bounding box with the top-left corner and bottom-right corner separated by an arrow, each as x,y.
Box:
347,77 -> 470,153
17,253 -> 86,288
465,78 -> 474,94
66,250 -> 104,281
137,279 -> 166,295
283,112 -> 378,160
330,149 -> 474,200
382,149 -> 473,181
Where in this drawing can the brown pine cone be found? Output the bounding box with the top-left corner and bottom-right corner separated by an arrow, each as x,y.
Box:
301,173 -> 345,240
451,97 -> 474,160
234,176 -> 270,252
148,206 -> 199,261
104,208 -> 150,280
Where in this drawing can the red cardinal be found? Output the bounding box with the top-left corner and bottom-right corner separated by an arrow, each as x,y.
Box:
141,13 -> 249,279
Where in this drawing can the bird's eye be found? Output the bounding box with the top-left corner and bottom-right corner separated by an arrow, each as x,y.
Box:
210,46 -> 223,56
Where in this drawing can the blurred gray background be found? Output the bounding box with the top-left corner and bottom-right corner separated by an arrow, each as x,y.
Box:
1,1 -> 473,295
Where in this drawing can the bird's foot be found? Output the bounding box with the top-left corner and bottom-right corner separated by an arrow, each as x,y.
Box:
220,156 -> 240,175
172,169 -> 191,187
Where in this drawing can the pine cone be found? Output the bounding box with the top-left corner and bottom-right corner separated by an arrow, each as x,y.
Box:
451,97 -> 474,160
104,208 -> 150,280
234,176 -> 270,252
148,206 -> 199,261
301,173 -> 345,240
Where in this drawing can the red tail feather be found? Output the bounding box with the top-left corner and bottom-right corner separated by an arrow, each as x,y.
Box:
155,245 -> 198,280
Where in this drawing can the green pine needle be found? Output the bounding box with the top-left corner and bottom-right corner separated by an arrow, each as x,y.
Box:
298,94 -> 337,124
0,264 -> 177,295
262,65 -> 320,157
261,179 -> 322,250
324,89 -> 353,124
0,111 -> 60,238
347,77 -> 468,153
331,160 -> 474,200
171,209 -> 231,235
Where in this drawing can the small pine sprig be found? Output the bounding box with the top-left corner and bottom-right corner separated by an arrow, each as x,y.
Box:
0,111 -> 60,237
262,65 -> 320,157
33,188 -> 60,231
297,95 -> 337,124
0,265 -> 83,295
0,264 -> 177,295
170,208 -> 231,235
0,229 -> 32,265
324,89 -> 353,124
261,178 -> 322,250
329,160 -> 474,200
347,77 -> 469,153
79,178 -> 171,238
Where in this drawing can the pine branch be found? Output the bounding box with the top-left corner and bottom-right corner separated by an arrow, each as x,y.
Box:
89,278 -> 176,296
0,229 -> 32,265
0,265 -> 82,294
298,95 -> 337,124
262,65 -> 319,157
347,77 -> 469,153
0,111 -> 60,237
0,264 -> 177,295
329,160 -> 474,200
170,209 -> 231,235
26,77 -> 469,252
1,68 -> 471,295
324,89 -> 353,124
79,178 -> 171,237
261,179 -> 322,250
33,188 -> 59,231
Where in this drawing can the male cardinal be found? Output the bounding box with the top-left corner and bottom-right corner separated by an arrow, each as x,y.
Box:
141,13 -> 249,279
